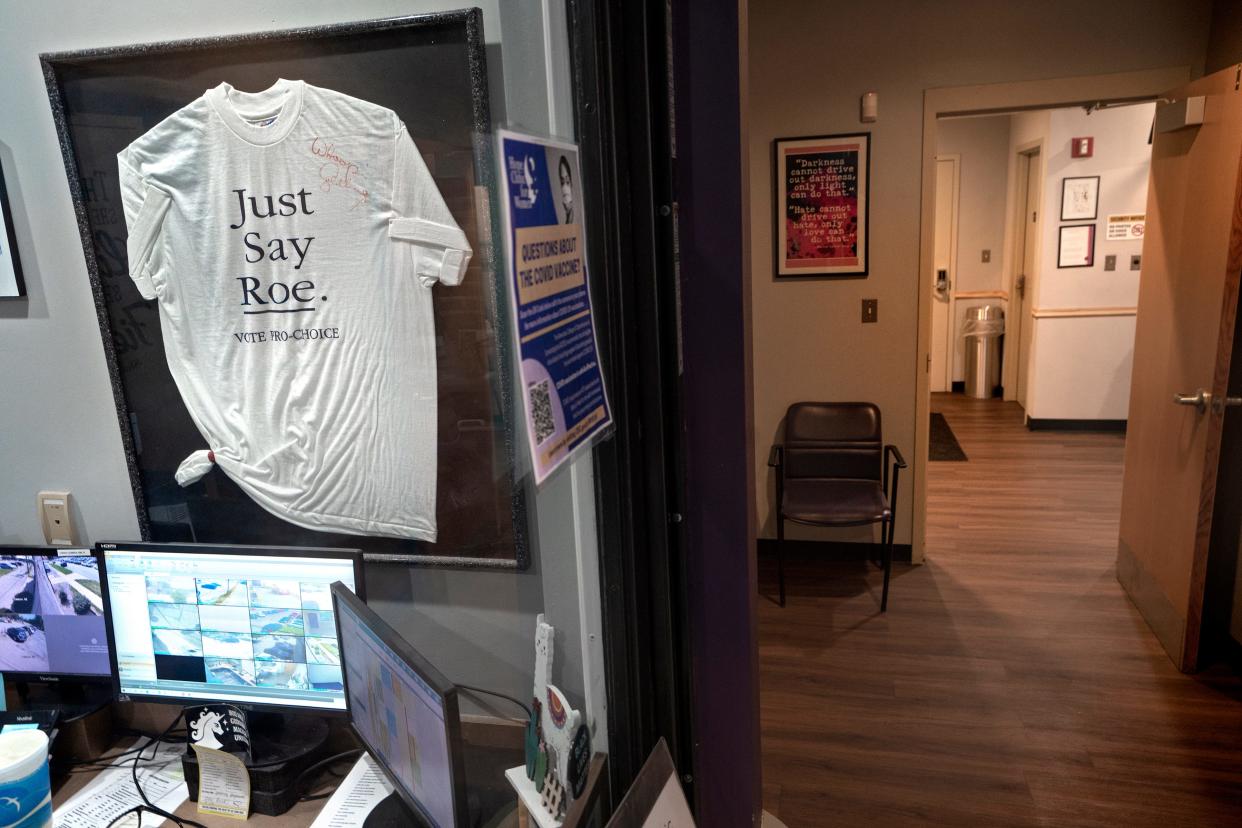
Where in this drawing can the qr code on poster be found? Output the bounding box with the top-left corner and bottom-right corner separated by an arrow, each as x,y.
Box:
529,379 -> 556,445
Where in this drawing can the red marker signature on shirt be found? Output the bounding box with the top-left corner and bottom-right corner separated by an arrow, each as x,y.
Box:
311,137 -> 370,209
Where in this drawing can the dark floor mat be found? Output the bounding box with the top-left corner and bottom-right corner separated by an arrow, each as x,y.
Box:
930,412 -> 967,461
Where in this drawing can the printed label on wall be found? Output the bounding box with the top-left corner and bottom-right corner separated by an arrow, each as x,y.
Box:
1106,213 -> 1146,241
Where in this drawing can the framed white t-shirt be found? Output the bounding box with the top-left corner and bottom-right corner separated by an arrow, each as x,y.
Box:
118,79 -> 471,541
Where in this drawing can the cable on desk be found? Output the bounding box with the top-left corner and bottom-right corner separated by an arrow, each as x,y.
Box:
65,727 -> 189,771
105,708 -> 208,828
456,683 -> 532,720
289,748 -> 366,802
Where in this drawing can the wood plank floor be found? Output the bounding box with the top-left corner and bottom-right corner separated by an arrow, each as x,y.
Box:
758,393 -> 1242,827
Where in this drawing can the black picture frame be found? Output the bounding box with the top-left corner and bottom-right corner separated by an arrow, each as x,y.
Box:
1060,175 -> 1100,221
0,160 -> 27,300
41,11 -> 530,570
772,131 -> 871,279
1057,223 -> 1096,268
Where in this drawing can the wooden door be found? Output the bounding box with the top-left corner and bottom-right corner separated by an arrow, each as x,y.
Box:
1015,150 -> 1040,408
930,156 -> 958,392
1118,67 -> 1242,671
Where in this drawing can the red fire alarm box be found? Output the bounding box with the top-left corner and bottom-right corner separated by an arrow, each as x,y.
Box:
1071,136 -> 1094,158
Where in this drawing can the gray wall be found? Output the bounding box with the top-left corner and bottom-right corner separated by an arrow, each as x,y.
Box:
0,0 -> 602,726
750,0 -> 1213,542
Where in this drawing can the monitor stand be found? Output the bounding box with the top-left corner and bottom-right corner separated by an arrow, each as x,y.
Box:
363,792 -> 429,827
243,711 -> 328,768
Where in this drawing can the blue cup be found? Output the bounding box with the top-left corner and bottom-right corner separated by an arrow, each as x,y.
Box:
0,729 -> 51,828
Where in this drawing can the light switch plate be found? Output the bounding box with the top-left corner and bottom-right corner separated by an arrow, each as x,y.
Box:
1130,254 -> 1142,271
862,299 -> 878,323
38,490 -> 77,545
981,249 -> 991,263
1104,255 -> 1117,271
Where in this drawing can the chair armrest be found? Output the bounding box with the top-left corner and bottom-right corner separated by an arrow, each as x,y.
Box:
885,444 -> 907,469
768,445 -> 783,468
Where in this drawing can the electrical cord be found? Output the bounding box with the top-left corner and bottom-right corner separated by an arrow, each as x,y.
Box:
63,742 -> 152,770
105,708 -> 208,828
283,748 -> 365,802
457,683 -> 532,720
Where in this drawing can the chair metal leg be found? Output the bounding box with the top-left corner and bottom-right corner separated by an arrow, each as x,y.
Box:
880,517 -> 893,612
777,515 -> 786,607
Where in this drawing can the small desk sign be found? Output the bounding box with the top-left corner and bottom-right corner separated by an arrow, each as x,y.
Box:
605,739 -> 695,828
1106,213 -> 1146,241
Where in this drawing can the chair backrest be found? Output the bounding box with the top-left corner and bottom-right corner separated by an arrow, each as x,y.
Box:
783,402 -> 882,481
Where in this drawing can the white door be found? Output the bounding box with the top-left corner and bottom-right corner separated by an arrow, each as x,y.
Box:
930,156 -> 959,392
1015,149 -> 1040,408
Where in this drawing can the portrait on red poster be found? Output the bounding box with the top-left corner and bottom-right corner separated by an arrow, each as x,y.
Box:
774,132 -> 870,277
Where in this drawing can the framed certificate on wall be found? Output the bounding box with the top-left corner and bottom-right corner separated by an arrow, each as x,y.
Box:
1060,175 -> 1100,221
1058,224 -> 1096,268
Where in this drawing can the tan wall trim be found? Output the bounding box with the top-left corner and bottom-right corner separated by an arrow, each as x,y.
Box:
1031,306 -> 1137,318
955,290 -> 1009,300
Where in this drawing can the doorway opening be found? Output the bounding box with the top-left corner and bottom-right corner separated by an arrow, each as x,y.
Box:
911,69 -> 1186,564
922,95 -> 1157,635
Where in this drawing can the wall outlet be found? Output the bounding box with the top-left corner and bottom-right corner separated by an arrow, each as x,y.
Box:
1130,254 -> 1142,271
38,490 -> 77,545
1104,255 -> 1117,271
981,249 -> 991,263
861,299 -> 878,323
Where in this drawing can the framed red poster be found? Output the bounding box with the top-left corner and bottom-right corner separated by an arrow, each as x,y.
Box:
774,132 -> 870,278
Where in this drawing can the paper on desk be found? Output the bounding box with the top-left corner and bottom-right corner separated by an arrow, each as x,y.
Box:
310,752 -> 394,828
53,741 -> 188,828
192,745 -> 250,820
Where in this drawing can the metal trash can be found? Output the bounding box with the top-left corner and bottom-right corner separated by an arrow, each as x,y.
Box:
963,305 -> 1004,399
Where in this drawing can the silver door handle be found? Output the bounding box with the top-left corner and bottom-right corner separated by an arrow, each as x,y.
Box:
1213,396 -> 1242,413
1173,389 -> 1211,412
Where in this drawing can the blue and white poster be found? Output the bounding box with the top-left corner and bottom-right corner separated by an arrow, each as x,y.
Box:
498,131 -> 612,484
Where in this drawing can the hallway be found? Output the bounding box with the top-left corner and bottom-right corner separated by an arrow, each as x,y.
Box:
759,394 -> 1242,826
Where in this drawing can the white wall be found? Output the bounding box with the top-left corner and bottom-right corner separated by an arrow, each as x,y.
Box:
936,115 -> 1011,381
0,0 -> 605,733
1024,103 -> 1155,421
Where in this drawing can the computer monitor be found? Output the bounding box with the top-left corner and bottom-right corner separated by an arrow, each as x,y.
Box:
332,582 -> 467,828
97,542 -> 364,712
0,546 -> 111,682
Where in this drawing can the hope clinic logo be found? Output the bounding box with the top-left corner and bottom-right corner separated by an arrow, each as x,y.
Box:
508,153 -> 539,210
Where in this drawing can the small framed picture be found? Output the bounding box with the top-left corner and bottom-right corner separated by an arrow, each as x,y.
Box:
773,132 -> 870,277
1060,175 -> 1100,221
0,162 -> 26,300
1058,224 -> 1096,268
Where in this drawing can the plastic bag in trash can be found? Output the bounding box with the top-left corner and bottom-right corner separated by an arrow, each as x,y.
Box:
962,306 -> 1004,338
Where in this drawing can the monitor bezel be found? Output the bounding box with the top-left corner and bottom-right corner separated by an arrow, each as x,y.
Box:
0,545 -> 112,684
332,581 -> 469,828
96,541 -> 365,715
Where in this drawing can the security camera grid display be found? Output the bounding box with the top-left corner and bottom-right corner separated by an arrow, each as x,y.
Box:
104,549 -> 356,709
0,553 -> 110,675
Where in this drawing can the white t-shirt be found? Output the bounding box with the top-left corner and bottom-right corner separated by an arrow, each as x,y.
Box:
119,79 -> 471,541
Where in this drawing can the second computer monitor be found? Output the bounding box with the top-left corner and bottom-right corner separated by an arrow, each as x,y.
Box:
333,581 -> 466,828
0,546 -> 110,681
98,542 -> 364,711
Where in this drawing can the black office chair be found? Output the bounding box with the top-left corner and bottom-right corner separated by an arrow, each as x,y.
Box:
768,402 -> 906,611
